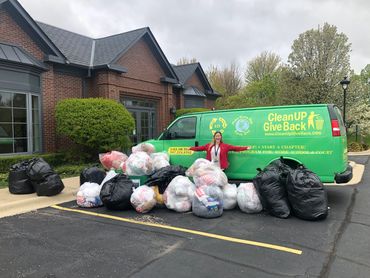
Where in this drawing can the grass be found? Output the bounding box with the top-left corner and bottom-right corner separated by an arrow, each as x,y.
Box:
0,163 -> 101,189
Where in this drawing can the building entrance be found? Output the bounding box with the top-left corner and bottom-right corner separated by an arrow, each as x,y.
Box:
120,97 -> 156,145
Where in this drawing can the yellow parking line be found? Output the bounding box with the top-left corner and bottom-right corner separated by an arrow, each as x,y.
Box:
51,205 -> 302,255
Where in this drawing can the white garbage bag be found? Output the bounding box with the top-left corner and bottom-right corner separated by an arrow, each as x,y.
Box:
222,183 -> 237,210
125,151 -> 153,176
132,142 -> 155,154
237,183 -> 263,213
185,158 -> 212,177
151,152 -> 170,171
193,164 -> 228,188
163,175 -> 196,212
76,182 -> 103,208
130,185 -> 156,213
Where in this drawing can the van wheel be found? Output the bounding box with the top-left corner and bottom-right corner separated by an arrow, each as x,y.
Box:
279,158 -> 300,169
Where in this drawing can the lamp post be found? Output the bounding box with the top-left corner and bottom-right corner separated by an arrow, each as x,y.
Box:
340,76 -> 350,127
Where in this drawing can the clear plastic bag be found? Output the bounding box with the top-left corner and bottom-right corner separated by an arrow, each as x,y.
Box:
99,151 -> 128,170
192,185 -> 223,218
185,158 -> 212,177
193,164 -> 228,188
132,143 -> 155,154
130,185 -> 157,213
222,183 -> 237,210
163,175 -> 196,212
125,151 -> 154,176
151,152 -> 170,171
77,182 -> 103,208
237,183 -> 262,213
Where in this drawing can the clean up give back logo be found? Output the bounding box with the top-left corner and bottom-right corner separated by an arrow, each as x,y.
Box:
263,111 -> 324,136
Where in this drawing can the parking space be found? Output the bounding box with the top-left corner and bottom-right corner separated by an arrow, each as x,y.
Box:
0,186 -> 354,278
0,155 -> 369,278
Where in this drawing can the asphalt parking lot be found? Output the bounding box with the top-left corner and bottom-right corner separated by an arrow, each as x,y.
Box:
0,155 -> 369,278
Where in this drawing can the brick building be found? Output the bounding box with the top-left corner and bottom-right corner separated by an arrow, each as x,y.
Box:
0,0 -> 219,155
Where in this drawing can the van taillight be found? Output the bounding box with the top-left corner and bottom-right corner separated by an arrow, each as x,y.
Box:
331,120 -> 341,136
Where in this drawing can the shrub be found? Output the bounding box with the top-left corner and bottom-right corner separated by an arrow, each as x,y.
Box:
175,108 -> 210,118
0,153 -> 66,173
348,142 -> 363,152
56,98 -> 135,153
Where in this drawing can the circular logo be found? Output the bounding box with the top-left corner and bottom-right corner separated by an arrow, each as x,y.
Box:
233,116 -> 252,135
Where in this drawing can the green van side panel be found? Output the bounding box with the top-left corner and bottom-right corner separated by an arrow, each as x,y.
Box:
145,104 -> 348,183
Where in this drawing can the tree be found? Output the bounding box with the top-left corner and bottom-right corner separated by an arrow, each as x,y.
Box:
225,73 -> 282,109
206,62 -> 242,108
177,57 -> 197,65
286,23 -> 351,105
245,51 -> 281,83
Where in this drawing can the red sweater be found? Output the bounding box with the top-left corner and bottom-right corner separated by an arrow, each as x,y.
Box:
190,142 -> 250,169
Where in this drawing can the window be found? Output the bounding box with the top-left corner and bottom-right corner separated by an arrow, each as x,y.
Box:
184,96 -> 204,108
165,117 -> 196,139
0,91 -> 41,154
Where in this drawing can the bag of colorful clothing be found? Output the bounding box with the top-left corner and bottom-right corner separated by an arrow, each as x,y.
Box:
130,185 -> 157,213
125,151 -> 153,176
99,151 -> 128,170
77,182 -> 103,207
185,158 -> 212,177
193,164 -> 228,188
132,142 -> 155,154
192,185 -> 223,218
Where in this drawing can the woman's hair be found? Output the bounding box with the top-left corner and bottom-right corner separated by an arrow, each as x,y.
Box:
209,131 -> 223,150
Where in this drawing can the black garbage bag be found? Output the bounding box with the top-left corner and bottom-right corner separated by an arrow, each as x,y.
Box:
286,165 -> 328,220
80,167 -> 106,185
253,159 -> 292,218
36,173 -> 64,196
100,174 -> 134,210
146,165 -> 187,193
27,158 -> 55,182
8,160 -> 34,194
192,186 -> 223,218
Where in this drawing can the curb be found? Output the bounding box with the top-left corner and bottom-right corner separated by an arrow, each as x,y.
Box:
0,176 -> 79,218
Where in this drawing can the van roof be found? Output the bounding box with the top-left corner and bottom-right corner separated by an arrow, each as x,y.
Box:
183,104 -> 332,117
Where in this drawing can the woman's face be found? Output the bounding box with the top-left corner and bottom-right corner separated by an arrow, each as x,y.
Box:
214,133 -> 222,143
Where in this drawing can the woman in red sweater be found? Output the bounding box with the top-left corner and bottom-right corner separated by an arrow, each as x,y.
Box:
189,131 -> 251,170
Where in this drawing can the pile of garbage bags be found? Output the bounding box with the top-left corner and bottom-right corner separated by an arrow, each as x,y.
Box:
8,158 -> 64,196
253,158 -> 328,220
81,151 -> 327,221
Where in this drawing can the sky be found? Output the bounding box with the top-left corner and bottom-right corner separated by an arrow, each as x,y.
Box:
18,0 -> 370,74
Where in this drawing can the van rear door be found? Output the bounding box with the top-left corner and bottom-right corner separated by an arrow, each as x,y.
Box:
160,115 -> 200,167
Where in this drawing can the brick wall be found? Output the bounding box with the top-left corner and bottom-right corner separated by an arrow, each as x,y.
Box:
0,10 -> 44,60
89,37 -> 174,132
186,72 -> 206,91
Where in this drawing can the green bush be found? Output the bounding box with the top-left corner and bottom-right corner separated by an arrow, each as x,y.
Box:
175,108 -> 210,118
0,153 -> 66,173
56,98 -> 135,153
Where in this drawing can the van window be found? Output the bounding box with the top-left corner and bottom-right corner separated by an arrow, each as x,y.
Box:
165,117 -> 197,139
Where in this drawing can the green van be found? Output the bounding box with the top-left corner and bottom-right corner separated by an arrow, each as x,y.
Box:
145,104 -> 352,183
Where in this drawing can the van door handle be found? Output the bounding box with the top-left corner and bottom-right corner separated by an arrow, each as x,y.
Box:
195,141 -> 199,147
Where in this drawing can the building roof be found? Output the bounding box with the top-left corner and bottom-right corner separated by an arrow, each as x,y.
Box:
37,22 -> 93,67
173,63 -> 219,96
0,42 -> 47,70
183,86 -> 206,97
172,63 -> 199,84
36,22 -> 177,78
